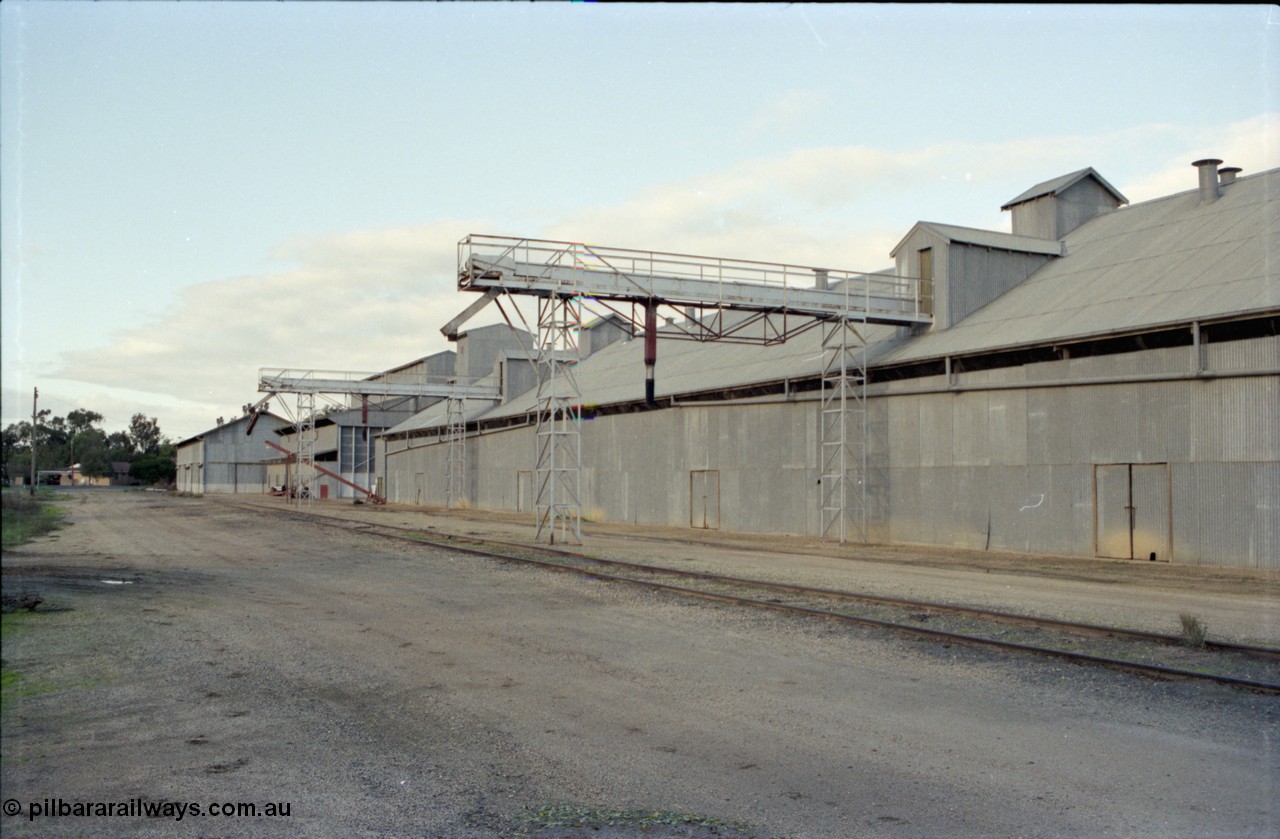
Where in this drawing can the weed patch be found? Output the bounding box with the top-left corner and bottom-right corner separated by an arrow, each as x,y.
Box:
1,490 -> 67,548
517,802 -> 764,837
1179,613 -> 1208,648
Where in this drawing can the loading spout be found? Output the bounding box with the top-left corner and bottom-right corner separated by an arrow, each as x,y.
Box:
440,288 -> 499,341
244,392 -> 276,436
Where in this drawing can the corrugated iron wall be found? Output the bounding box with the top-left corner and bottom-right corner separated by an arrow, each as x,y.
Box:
381,335 -> 1278,569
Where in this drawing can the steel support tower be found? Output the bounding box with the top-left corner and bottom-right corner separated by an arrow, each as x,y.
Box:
295,392 -> 317,509
534,294 -> 584,544
457,235 -> 931,544
445,397 -> 467,509
820,316 -> 868,542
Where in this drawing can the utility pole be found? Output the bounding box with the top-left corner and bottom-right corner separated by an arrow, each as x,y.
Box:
29,387 -> 38,495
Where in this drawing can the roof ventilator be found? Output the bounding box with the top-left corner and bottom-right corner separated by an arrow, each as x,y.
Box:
1219,166 -> 1242,187
1192,158 -> 1223,204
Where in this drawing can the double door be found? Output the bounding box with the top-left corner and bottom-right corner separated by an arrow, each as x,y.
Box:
690,470 -> 720,530
1094,463 -> 1171,561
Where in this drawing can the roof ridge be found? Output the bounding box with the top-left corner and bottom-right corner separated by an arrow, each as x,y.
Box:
1001,167 -> 1128,210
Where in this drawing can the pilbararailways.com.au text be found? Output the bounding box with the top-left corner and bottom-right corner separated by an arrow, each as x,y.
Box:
4,797 -> 292,822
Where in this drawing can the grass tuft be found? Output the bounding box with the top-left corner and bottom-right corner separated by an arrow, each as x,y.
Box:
1,490 -> 67,548
1179,612 -> 1208,649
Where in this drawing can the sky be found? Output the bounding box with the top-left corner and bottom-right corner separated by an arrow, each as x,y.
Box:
2,3 -> 1277,442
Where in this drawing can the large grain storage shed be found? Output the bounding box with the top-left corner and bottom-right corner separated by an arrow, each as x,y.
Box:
381,162 -> 1278,569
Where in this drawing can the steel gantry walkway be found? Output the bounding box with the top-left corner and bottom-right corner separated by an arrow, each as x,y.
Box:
257,368 -> 500,509
457,235 -> 932,544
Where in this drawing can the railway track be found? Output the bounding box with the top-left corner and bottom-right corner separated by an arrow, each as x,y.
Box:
223,501 -> 1280,694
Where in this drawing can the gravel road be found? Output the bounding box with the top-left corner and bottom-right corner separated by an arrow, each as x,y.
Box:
2,491 -> 1276,838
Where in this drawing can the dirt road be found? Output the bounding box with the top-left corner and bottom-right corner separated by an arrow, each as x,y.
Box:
2,491 -> 1276,837
253,497 -> 1280,647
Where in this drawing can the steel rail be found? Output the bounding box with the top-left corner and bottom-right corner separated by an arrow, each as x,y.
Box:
293,511 -> 1280,661
538,529 -> 1280,659
219,501 -> 1280,693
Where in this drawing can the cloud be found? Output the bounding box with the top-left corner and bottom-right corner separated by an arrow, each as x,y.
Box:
544,116 -> 1280,268
746,89 -> 831,136
1120,113 -> 1280,203
47,220 -> 484,437
1,381 -> 201,445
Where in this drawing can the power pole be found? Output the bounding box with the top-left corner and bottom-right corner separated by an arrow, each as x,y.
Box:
29,387 -> 38,495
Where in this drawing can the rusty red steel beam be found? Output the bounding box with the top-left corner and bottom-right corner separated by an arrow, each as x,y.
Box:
263,439 -> 385,504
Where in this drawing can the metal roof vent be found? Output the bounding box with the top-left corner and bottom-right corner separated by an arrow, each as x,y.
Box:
1192,158 -> 1223,204
1219,166 -> 1243,187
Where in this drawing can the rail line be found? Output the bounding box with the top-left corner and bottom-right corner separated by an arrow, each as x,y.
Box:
222,501 -> 1280,694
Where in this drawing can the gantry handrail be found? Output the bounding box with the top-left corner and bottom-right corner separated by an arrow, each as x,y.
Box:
458,234 -> 932,325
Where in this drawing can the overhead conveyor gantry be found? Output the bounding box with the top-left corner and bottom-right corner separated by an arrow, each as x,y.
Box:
257,368 -> 500,509
456,234 -> 933,545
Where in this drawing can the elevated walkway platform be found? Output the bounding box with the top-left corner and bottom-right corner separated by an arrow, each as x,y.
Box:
458,235 -> 932,331
455,234 -> 934,545
258,369 -> 500,400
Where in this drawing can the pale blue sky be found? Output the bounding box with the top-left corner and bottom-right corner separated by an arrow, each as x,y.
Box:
3,3 -> 1277,440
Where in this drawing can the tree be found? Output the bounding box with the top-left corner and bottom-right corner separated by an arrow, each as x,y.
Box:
73,428 -> 111,478
67,409 -> 104,435
2,423 -> 27,483
130,452 -> 175,485
128,413 -> 163,455
106,431 -> 134,464
42,413 -> 68,447
3,409 -> 173,484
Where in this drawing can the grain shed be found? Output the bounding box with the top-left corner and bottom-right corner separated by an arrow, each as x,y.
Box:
381,162 -> 1278,569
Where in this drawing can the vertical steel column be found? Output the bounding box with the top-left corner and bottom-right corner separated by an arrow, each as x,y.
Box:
644,299 -> 658,406
296,392 -> 317,509
445,397 -> 466,508
534,293 -> 583,544
819,316 -> 867,543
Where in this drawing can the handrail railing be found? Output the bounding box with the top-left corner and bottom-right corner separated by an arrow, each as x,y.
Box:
258,368 -> 501,396
458,234 -> 932,323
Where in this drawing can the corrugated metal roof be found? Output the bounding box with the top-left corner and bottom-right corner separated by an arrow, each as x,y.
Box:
385,167 -> 1277,435
890,221 -> 1063,257
880,167 -> 1278,363
1000,166 -> 1128,210
176,412 -> 288,447
383,399 -> 471,436
385,319 -> 906,436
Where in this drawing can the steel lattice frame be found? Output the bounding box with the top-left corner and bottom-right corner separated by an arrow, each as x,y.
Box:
458,234 -> 930,545
819,317 -> 867,543
295,392 -> 317,509
535,294 -> 584,544
259,370 -> 499,508
445,397 -> 467,509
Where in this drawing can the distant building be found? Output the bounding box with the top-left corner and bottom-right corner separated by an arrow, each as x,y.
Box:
175,411 -> 290,494
266,350 -> 461,500
39,465 -> 111,487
